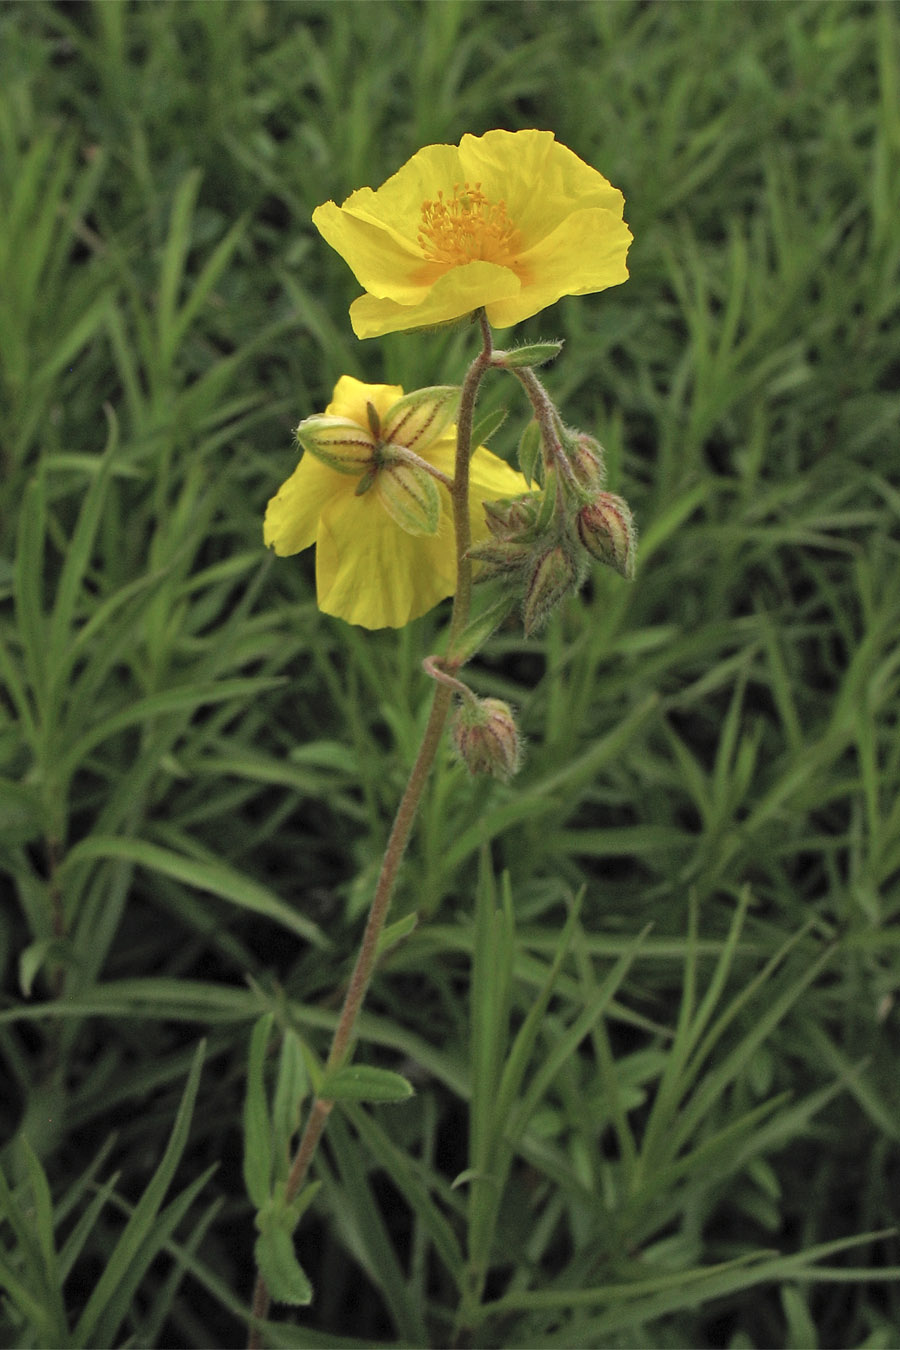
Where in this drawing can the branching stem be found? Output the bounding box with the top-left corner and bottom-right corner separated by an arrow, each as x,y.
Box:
248,312 -> 494,1347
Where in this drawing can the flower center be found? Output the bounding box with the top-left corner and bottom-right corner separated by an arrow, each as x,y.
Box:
417,182 -> 521,268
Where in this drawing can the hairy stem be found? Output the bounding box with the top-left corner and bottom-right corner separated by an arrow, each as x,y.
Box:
248,314 -> 494,1347
512,364 -> 580,491
448,311 -> 493,654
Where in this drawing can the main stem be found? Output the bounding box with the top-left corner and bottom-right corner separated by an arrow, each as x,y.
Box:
248,313 -> 493,1346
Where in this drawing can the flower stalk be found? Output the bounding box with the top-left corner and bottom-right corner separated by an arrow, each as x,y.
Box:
253,129 -> 636,1344
249,315 -> 495,1347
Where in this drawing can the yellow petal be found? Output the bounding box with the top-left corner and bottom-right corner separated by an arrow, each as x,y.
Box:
457,130 -> 625,244
417,428 -> 532,512
325,375 -> 404,425
313,131 -> 631,337
485,207 -> 632,329
349,259 -> 522,339
314,483 -> 457,629
313,200 -> 429,303
263,454 -> 352,556
327,142 -> 465,247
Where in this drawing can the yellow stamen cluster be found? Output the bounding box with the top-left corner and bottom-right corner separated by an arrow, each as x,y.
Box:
418,182 -> 520,267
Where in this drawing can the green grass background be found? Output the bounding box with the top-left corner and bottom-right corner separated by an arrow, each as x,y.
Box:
2,0 -> 900,1345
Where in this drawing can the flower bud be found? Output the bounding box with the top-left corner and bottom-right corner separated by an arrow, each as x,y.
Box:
576,492 -> 636,579
467,539 -> 533,580
375,457 -> 441,536
568,433 -> 607,491
523,544 -> 580,635
296,416 -> 375,475
483,493 -> 541,541
452,697 -> 521,781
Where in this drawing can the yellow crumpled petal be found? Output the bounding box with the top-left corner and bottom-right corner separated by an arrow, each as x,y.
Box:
312,129 -> 632,338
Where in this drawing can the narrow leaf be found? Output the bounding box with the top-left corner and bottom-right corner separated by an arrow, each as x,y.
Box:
73,1041 -> 205,1345
254,1223 -> 313,1306
243,1014 -> 275,1209
320,1064 -> 414,1104
496,340 -> 563,369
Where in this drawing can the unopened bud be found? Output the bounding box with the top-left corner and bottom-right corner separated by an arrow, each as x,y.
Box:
568,434 -> 607,491
483,493 -> 541,541
467,539 -> 533,580
452,697 -> 521,781
576,493 -> 636,579
296,416 -> 375,475
523,545 -> 580,635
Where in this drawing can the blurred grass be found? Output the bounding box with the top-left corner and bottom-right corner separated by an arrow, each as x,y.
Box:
1,0 -> 899,1346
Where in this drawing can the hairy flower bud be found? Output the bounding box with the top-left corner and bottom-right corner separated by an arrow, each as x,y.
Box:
576,492 -> 636,578
452,697 -> 521,781
483,493 -> 542,540
467,539 -> 533,581
568,433 -> 607,491
523,544 -> 580,635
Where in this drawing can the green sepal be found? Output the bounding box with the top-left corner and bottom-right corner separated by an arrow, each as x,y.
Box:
296,415 -> 374,475
497,340 -> 563,369
517,420 -> 543,487
533,468 -> 558,535
381,385 -> 461,452
376,459 -> 441,536
319,1064 -> 415,1103
523,544 -> 582,636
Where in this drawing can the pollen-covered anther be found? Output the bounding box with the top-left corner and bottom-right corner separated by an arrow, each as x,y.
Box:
417,181 -> 521,266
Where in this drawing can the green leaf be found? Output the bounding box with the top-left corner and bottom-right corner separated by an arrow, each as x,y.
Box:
89,1164 -> 218,1349
243,1014 -> 275,1209
156,169 -> 202,371
516,418 -> 542,486
320,1064 -> 414,1103
14,472 -> 50,723
447,584 -> 518,666
470,405 -> 508,449
46,409 -> 119,700
375,911 -> 419,959
272,1028 -> 309,1178
72,1041 -> 206,1346
254,1222 -> 313,1306
496,340 -> 563,369
57,835 -> 326,946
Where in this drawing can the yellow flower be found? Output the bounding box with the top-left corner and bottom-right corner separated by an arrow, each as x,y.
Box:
264,376 -> 531,629
312,129 -> 632,339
